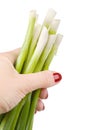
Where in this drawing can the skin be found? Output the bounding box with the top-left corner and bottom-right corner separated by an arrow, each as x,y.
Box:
0,48 -> 62,114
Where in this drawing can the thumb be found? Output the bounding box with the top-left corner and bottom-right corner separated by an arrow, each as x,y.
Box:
16,70 -> 62,94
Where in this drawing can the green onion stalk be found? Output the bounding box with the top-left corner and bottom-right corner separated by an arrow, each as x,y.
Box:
15,10 -> 37,73
22,24 -> 42,72
48,19 -> 60,34
43,8 -> 56,28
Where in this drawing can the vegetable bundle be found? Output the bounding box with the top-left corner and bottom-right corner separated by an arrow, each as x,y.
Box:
0,9 -> 63,130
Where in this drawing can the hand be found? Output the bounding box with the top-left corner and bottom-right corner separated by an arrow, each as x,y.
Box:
0,49 -> 62,114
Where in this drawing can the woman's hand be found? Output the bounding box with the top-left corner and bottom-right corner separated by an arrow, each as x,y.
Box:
0,48 -> 62,114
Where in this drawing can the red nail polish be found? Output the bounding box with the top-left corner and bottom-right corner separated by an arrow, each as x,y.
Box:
53,73 -> 62,83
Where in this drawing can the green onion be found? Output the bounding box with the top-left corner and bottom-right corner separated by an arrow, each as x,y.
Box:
16,26 -> 48,130
23,26 -> 48,74
43,34 -> 63,69
22,24 -> 41,72
26,34 -> 63,130
14,8 -> 56,129
34,34 -> 57,72
48,19 -> 60,34
0,9 -> 63,130
0,113 -> 9,130
16,9 -> 57,130
17,10 -> 58,130
15,10 -> 37,73
43,8 -> 56,28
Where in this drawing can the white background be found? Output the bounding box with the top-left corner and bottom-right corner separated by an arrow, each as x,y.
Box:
0,0 -> 87,130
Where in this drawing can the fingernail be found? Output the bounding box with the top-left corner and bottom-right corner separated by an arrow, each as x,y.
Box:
53,73 -> 62,83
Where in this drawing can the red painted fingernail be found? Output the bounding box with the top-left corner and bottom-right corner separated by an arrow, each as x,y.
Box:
53,73 -> 62,83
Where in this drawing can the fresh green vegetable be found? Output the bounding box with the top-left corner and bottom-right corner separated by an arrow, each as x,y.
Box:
0,113 -> 9,130
48,19 -> 60,34
15,95 -> 31,130
17,9 -> 56,130
43,34 -> 63,70
34,35 -> 57,72
15,10 -> 37,73
0,9 -> 63,130
43,8 -> 56,28
16,26 -> 48,130
26,34 -> 63,130
22,24 -> 41,72
17,9 -> 58,130
23,26 -> 48,74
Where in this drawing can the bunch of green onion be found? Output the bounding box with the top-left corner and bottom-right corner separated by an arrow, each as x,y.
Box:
0,8 -> 63,130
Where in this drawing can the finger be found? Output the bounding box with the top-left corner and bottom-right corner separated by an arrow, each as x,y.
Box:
36,99 -> 45,111
0,48 -> 20,64
40,88 -> 48,99
16,71 -> 62,95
